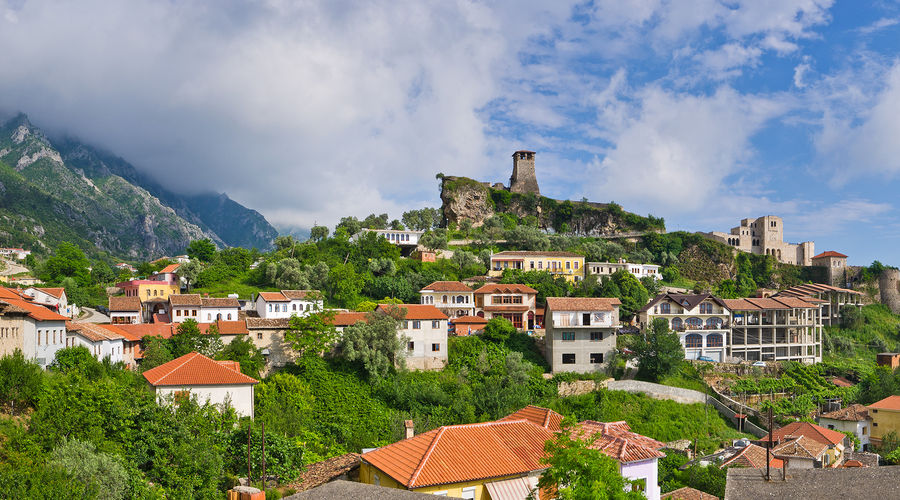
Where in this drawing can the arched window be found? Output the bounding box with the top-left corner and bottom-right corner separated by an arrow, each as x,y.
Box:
443,295 -> 448,304
227,313 -> 232,320
685,317 -> 702,328
457,295 -> 465,304
706,317 -> 723,328
660,303 -> 671,314
707,334 -> 723,347
685,334 -> 702,348
671,317 -> 683,330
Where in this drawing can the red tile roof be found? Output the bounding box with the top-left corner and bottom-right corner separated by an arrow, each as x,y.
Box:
772,435 -> 827,460
361,420 -> 552,489
830,376 -> 854,388
452,315 -> 489,324
159,264 -> 180,274
841,459 -> 867,468
0,298 -> 68,321
34,287 -> 65,299
492,251 -> 583,258
577,420 -> 666,463
109,295 -> 141,312
216,360 -> 242,372
258,291 -> 289,302
474,283 -> 538,295
499,405 -> 563,432
377,304 -> 448,321
759,421 -> 846,447
330,311 -> 368,327
66,322 -> 125,342
169,294 -> 203,306
197,320 -> 249,336
201,297 -> 241,308
143,352 -> 258,386
112,323 -> 177,341
661,486 -> 719,500
546,297 -> 621,311
420,281 -> 473,293
812,251 -> 848,259
869,395 -> 900,411
721,443 -> 783,469
281,290 -> 319,300
819,404 -> 868,421
776,283 -> 862,297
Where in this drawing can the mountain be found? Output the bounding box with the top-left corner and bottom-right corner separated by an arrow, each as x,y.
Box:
0,113 -> 277,259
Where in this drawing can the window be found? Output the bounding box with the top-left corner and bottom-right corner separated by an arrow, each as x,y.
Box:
462,487 -> 476,499
562,332 -> 575,341
685,334 -> 702,348
660,303 -> 671,314
38,332 -> 41,345
176,309 -> 181,317
293,304 -> 297,311
574,261 -> 579,269
227,314 -> 232,320
863,427 -> 867,435
699,303 -> 713,314
566,261 -> 571,269
408,341 -> 415,351
432,343 -> 440,352
207,313 -> 211,321
590,353 -> 604,364
412,320 -> 421,329
268,304 -> 272,312
257,332 -> 263,340
372,473 -> 380,486
582,313 -> 591,325
562,353 -> 576,364
192,310 -> 197,316
828,424 -> 835,430
432,321 -> 440,328
671,317 -> 683,330
685,317 -> 702,328
590,331 -> 603,341
707,334 -> 723,347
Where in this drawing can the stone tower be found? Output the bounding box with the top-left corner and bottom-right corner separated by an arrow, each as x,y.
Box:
880,268 -> 900,314
510,150 -> 540,196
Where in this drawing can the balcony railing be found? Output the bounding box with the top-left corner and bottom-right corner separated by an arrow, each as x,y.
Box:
673,323 -> 730,332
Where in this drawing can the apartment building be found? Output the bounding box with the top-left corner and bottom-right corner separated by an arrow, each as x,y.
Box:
722,297 -> 822,364
488,251 -> 585,283
545,297 -> 620,373
377,304 -> 449,371
418,281 -> 475,319
639,293 -> 731,362
473,283 -> 538,329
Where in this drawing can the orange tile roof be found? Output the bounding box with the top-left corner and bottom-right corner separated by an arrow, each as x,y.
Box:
869,395 -> 900,411
66,322 -> 125,342
258,291 -> 289,302
474,283 -> 538,295
361,420 -> 552,489
759,421 -> 846,447
812,251 -> 848,259
169,294 -> 203,306
216,360 -> 242,372
377,304 -> 448,321
109,295 -> 141,312
772,435 -> 827,460
661,486 -> 719,500
841,459 -> 867,468
499,405 -> 563,432
577,420 -> 666,463
201,297 -> 241,308
420,281 -> 473,293
159,264 -> 180,274
113,323 -> 176,341
281,290 -> 320,300
34,287 -> 65,299
720,443 -> 783,469
143,352 -> 258,386
0,298 -> 68,321
545,297 -> 621,311
452,315 -> 489,324
197,320 -> 249,336
330,311 -> 368,327
492,251 -> 583,258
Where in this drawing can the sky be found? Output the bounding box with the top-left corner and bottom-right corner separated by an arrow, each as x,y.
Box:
1,0 -> 899,265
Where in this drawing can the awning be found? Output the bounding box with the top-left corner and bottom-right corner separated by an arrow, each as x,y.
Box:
485,477 -> 537,500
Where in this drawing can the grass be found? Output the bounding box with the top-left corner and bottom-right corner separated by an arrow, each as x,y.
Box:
659,276 -> 697,290
657,363 -> 709,393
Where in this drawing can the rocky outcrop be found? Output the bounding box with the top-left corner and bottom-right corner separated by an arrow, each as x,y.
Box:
440,177 -> 495,227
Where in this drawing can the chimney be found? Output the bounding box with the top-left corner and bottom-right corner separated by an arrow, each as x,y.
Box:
404,420 -> 414,439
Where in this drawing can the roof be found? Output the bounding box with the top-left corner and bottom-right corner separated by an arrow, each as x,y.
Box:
376,304 -> 448,321
721,443 -> 783,469
721,296 -> 818,311
724,466 -> 900,500
841,459 -> 867,468
772,435 -> 828,460
812,251 -> 848,259
330,311 -> 368,327
640,293 -> 728,313
198,320 -> 250,336
577,420 -> 666,463
281,290 -> 320,300
288,453 -> 361,492
484,477 -> 536,500
819,404 -> 868,422
142,352 -> 259,386
452,315 -> 489,324
34,287 -> 65,299
759,421 -> 846,447
201,297 -> 241,308
111,323 -> 176,341
284,480 -> 435,500
513,150 -> 536,154
491,251 -> 582,258
420,281 -> 473,293
661,486 -> 718,500
159,263 -> 180,274
216,360 -> 242,372
868,395 -> 900,411
361,420 -> 552,489
499,405 -> 564,432
246,317 -> 291,329
0,298 -> 68,321
258,291 -> 289,302
546,297 -> 621,311
775,283 -> 862,298
474,283 -> 538,295
66,322 -> 125,342
109,295 -> 141,312
169,294 -> 203,306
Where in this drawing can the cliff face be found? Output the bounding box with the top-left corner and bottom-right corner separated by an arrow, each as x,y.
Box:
439,175 -> 665,235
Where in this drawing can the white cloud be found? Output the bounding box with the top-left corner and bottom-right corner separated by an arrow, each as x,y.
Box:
793,57 -> 812,88
694,43 -> 763,79
858,17 -> 900,35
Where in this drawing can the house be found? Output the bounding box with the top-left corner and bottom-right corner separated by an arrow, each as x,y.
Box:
722,297 -> 822,364
774,283 -> 862,327
577,420 -> 666,500
489,251 -> 585,283
419,281 -> 475,319
867,395 -> 900,448
109,296 -> 142,324
151,263 -> 181,287
285,480 -> 436,499
200,297 -> 241,322
65,322 -> 125,363
116,279 -> 180,320
639,293 -> 731,362
115,262 -> 137,273
330,311 -> 368,334
169,294 -> 202,322
0,247 -> 31,260
724,465 -> 900,500
661,487 -> 717,500
174,255 -> 191,264
451,315 -> 488,336
756,421 -> 846,467
811,251 -> 850,287
22,287 -> 76,317
876,352 -> 900,369
0,288 -> 69,368
197,320 -> 250,344
817,404 -> 871,451
473,283 -> 539,329
587,259 -> 662,281
142,351 -> 259,418
255,290 -> 323,319
717,442 -> 783,470
545,297 -> 620,373
245,317 -> 293,368
377,304 -> 448,371
356,228 -> 425,248
285,454 -> 361,493
110,323 -> 177,369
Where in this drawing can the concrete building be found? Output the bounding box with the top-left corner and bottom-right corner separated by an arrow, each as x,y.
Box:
489,251 -> 585,283
473,283 -> 539,329
545,297 -> 620,373
22,287 -> 76,318
377,304 -> 448,371
639,293 -> 731,362
867,395 -> 900,448
0,247 -> 31,260
588,260 -> 662,281
817,404 -> 871,451
0,289 -> 69,368
255,290 -> 323,319
722,297 -> 822,364
811,251 -> 849,287
357,229 -> 424,248
702,215 -> 815,266
579,420 -> 666,500
418,281 -> 475,319
774,283 -> 863,327
65,322 -> 125,364
877,353 -> 900,370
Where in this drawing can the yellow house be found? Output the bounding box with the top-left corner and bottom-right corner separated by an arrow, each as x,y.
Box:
359,418 -> 553,499
868,395 -> 900,447
489,251 -> 585,283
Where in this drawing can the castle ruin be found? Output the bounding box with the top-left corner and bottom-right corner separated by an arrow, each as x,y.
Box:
509,150 -> 540,196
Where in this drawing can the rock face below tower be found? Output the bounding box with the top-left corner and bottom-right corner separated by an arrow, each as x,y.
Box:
510,150 -> 540,196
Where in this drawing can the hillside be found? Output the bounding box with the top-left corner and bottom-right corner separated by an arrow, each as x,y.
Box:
0,114 -> 277,258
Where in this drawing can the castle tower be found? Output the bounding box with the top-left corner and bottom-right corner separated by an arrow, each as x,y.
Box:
510,150 -> 540,196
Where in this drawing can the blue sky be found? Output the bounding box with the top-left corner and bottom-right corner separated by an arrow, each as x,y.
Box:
1,1 -> 899,265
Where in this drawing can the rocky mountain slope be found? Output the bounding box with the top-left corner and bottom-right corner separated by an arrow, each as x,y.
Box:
0,114 -> 277,259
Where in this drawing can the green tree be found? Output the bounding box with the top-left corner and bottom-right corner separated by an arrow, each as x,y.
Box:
0,349 -> 44,416
50,346 -> 102,376
49,439 -> 128,500
505,225 -> 550,251
140,335 -> 173,371
420,229 -> 448,251
309,225 -> 329,241
609,270 -> 649,320
178,259 -> 202,292
839,305 -> 863,329
327,263 -> 364,307
363,213 -> 390,230
483,317 -> 517,343
537,423 -> 643,500
634,318 -> 684,381
336,216 -> 363,236
217,337 -> 266,379
402,208 -> 441,231
186,238 -> 216,262
274,235 -> 297,253
284,304 -> 338,358
41,242 -> 91,286
254,372 -> 315,437
170,319 -> 223,358
339,306 -> 405,379
90,260 -> 116,284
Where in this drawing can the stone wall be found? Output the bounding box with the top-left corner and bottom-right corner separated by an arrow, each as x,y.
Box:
606,380 -> 707,404
879,268 -> 900,314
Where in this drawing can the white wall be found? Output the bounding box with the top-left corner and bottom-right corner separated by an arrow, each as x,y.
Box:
171,306 -> 200,322
201,306 -> 240,323
69,335 -> 124,364
155,384 -> 255,418
401,319 -> 448,370
818,417 -> 869,451
31,320 -> 67,368
621,458 -> 660,500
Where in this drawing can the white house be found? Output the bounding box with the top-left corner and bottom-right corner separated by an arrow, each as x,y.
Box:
419,281 -> 475,319
0,248 -> 31,260
587,260 -> 662,281
22,287 -> 77,318
377,304 -> 448,371
109,296 -> 142,324
142,352 -> 259,418
639,293 -> 731,362
817,404 -> 871,451
255,290 -> 322,319
200,297 -> 241,323
357,228 -> 424,247
0,291 -> 69,368
169,294 -> 202,322
65,322 -> 125,364
579,420 -> 665,500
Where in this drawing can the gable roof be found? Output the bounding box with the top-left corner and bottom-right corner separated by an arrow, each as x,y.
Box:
169,294 -> 203,306
197,320 -> 249,336
159,263 -> 180,274
376,304 -> 448,321
34,287 -> 65,299
0,298 -> 68,321
258,291 -> 289,302
330,311 -> 368,327
720,443 -> 783,469
109,295 -> 141,312
772,435 -> 828,460
201,297 -> 241,308
868,395 -> 900,411
361,420 -> 552,489
546,297 -> 621,312
452,315 -> 489,325
775,283 -> 862,298
281,290 -> 320,300
66,322 -> 125,342
819,404 -> 868,422
577,420 -> 666,463
142,352 -> 259,386
812,251 -> 848,259
640,293 -> 727,313
661,486 -> 718,500
111,323 -> 176,341
473,283 -> 538,295
499,405 -> 564,432
759,421 -> 846,447
420,281 -> 473,293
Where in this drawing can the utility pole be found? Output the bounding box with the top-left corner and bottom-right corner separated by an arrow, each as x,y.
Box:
766,407 -> 773,481
261,422 -> 267,491
247,422 -> 252,485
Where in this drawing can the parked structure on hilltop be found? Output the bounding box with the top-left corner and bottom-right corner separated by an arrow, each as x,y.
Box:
545,297 -> 620,373
489,251 -> 585,283
811,251 -> 850,287
702,215 -> 815,266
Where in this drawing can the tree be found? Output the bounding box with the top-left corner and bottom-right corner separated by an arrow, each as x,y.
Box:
420,229 -> 448,252
186,238 -> 216,262
51,346 -> 101,375
170,319 -> 223,358
140,335 -> 173,371
402,208 -> 441,231
641,276 -> 661,297
339,306 -> 405,379
41,242 -> 91,286
336,216 -> 363,236
482,317 -> 517,343
634,318 -> 684,381
505,225 -> 550,251
50,439 -> 128,500
217,337 -> 266,379
327,263 -> 364,307
839,305 -> 862,329
363,213 -> 390,230
179,260 -> 201,292
0,349 -> 44,416
309,225 -> 329,241
609,270 -> 649,320
537,423 -> 643,500
90,260 -> 116,284
274,235 -> 297,252
284,301 -> 338,358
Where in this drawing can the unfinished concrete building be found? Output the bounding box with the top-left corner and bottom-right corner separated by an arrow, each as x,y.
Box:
722,297 -> 822,364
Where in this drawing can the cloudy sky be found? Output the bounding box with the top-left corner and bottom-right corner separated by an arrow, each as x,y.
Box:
2,0 -> 899,265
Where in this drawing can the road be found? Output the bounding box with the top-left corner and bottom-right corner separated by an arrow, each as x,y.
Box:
79,307 -> 110,323
0,258 -> 28,276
